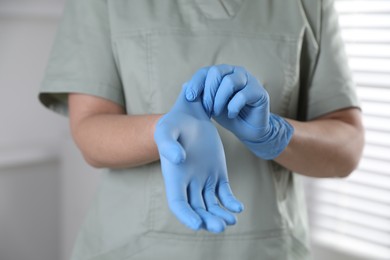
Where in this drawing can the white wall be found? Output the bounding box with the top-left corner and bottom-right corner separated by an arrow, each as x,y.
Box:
60,139 -> 100,260
0,158 -> 61,260
0,1 -> 68,149
0,2 -> 64,260
311,243 -> 369,260
0,1 -> 100,260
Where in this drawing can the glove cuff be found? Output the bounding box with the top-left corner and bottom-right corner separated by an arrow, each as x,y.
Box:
242,114 -> 294,160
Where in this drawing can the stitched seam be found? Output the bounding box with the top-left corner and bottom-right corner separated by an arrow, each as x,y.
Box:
144,228 -> 290,241
113,29 -> 300,43
43,77 -> 122,92
279,35 -> 301,117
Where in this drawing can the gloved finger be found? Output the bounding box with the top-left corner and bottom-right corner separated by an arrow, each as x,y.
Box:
188,181 -> 226,233
185,67 -> 209,102
164,181 -> 202,231
217,178 -> 244,213
195,207 -> 227,233
169,199 -> 204,231
154,123 -> 186,164
203,64 -> 234,116
203,184 -> 237,225
227,77 -> 263,118
244,74 -> 269,107
213,67 -> 248,116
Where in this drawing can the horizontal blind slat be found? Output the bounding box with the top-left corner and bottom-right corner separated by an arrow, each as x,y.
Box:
350,169 -> 390,189
311,204 -> 390,232
362,144 -> 390,161
312,230 -> 390,259
365,131 -> 390,147
349,57 -> 390,73
314,219 -> 390,247
357,87 -> 390,102
358,102 -> 390,117
353,72 -> 390,87
341,29 -> 390,43
335,1 -> 390,13
339,15 -> 390,28
357,158 -> 390,176
312,191 -> 390,217
362,116 -> 390,132
345,43 -> 390,58
313,181 -> 390,205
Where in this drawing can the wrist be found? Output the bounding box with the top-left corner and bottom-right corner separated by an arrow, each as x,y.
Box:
150,114 -> 164,145
242,114 -> 294,160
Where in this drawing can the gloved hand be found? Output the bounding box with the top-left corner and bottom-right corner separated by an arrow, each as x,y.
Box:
154,85 -> 244,233
185,64 -> 294,160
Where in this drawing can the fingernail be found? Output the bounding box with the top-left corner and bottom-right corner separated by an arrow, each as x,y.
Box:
174,156 -> 184,164
227,215 -> 237,226
237,202 -> 244,212
172,148 -> 185,164
186,89 -> 196,101
209,220 -> 226,234
190,218 -> 202,230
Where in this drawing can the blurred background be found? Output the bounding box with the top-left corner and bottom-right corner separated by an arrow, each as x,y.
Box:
0,0 -> 389,259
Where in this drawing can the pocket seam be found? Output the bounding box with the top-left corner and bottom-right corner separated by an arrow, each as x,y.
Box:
113,29 -> 301,44
145,227 -> 291,241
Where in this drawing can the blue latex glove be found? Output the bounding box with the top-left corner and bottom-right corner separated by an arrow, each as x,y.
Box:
154,85 -> 244,233
185,65 -> 294,160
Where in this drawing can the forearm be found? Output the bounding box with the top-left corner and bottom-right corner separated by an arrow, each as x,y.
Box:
275,115 -> 364,178
181,65 -> 365,178
71,113 -> 162,169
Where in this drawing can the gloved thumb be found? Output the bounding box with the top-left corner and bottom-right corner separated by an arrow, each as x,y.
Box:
184,67 -> 209,101
154,123 -> 186,164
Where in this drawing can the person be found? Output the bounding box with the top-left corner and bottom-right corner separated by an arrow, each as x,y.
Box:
39,0 -> 364,259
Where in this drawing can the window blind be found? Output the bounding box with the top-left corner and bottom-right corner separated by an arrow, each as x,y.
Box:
306,1 -> 390,259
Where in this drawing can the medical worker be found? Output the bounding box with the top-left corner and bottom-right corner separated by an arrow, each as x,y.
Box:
39,0 -> 364,259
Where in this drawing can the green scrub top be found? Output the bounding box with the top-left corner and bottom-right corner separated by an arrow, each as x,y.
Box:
39,0 -> 359,259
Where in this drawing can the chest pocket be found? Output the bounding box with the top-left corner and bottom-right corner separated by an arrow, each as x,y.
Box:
113,29 -> 302,239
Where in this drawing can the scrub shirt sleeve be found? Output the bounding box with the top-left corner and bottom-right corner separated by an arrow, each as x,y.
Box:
306,0 -> 359,120
39,0 -> 124,116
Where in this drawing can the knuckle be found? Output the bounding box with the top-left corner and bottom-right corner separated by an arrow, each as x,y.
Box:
192,207 -> 206,214
208,65 -> 222,77
235,66 -> 248,78
224,75 -> 236,91
260,88 -> 270,103
238,74 -> 248,86
218,63 -> 232,71
235,91 -> 246,102
195,66 -> 209,77
200,66 -> 209,73
235,65 -> 246,71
